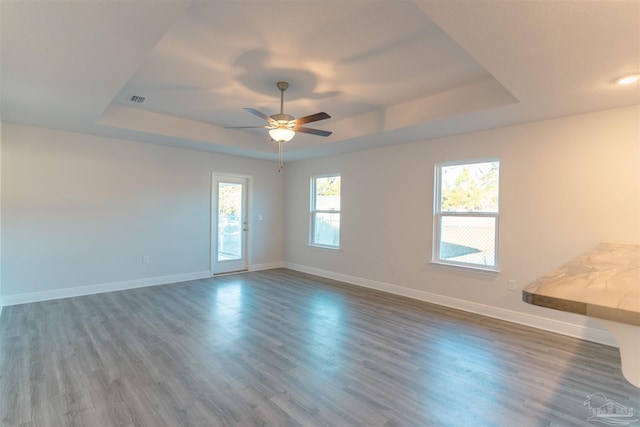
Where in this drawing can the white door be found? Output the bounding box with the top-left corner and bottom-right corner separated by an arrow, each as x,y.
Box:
212,175 -> 249,274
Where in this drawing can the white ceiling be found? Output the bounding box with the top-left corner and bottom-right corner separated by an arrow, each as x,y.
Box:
2,0 -> 639,161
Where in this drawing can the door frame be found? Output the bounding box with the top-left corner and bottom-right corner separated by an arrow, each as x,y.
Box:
211,172 -> 253,275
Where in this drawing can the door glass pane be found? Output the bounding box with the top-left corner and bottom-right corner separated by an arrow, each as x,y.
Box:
439,216 -> 496,266
314,212 -> 340,247
218,182 -> 242,261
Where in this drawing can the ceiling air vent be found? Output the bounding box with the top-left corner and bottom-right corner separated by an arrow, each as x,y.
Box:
128,95 -> 146,103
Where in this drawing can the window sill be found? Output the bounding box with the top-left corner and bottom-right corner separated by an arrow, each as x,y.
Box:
430,260 -> 500,274
308,244 -> 340,251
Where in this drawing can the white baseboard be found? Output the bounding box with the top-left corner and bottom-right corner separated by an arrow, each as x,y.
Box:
250,261 -> 284,271
1,271 -> 211,306
284,262 -> 617,348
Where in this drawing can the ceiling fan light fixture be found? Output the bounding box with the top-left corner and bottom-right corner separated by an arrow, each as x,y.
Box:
269,127 -> 295,142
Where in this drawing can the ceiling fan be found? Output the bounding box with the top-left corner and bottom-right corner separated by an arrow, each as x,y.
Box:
225,81 -> 332,171
225,81 -> 331,142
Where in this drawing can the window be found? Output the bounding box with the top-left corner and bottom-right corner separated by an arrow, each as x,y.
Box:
310,174 -> 341,248
433,159 -> 500,270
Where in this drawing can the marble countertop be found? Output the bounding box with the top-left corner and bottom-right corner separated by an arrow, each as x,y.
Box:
523,243 -> 640,326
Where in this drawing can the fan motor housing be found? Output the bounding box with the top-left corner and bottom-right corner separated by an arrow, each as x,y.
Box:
270,113 -> 295,122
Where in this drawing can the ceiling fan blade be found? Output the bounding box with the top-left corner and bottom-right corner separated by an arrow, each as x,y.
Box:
243,108 -> 273,123
224,125 -> 268,129
294,126 -> 332,137
294,112 -> 331,125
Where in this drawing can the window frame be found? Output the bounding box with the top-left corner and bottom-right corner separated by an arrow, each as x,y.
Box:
309,173 -> 341,250
432,157 -> 500,272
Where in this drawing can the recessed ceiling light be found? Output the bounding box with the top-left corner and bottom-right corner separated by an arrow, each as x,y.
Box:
615,74 -> 640,85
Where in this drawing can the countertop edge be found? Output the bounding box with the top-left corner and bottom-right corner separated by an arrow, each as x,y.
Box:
522,289 -> 640,327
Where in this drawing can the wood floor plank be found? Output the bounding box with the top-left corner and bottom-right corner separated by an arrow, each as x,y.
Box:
1,268 -> 638,426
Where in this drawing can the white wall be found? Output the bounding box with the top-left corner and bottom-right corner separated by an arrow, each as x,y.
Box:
1,123 -> 284,302
0,119 -> 3,317
2,106 -> 638,343
284,105 -> 640,345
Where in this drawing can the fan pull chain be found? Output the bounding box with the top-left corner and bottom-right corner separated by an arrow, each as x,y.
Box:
278,140 -> 284,172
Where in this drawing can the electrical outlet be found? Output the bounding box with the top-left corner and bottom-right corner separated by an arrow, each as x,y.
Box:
142,255 -> 150,264
508,279 -> 517,291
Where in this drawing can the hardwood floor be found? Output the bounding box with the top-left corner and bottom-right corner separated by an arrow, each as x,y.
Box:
1,269 -> 638,426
